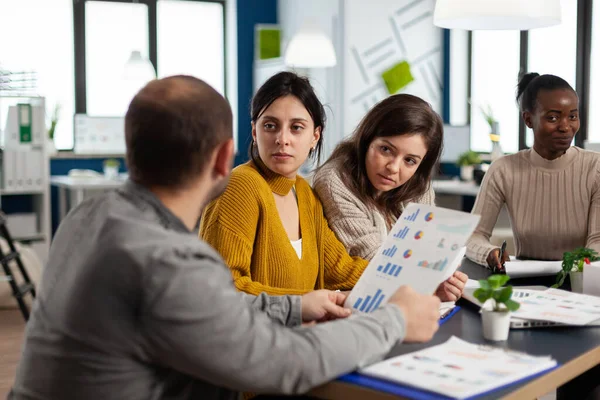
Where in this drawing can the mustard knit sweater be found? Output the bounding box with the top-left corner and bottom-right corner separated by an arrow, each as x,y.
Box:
199,161 -> 367,296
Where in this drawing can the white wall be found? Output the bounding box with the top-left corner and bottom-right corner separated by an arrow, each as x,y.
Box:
278,0 -> 343,165
277,0 -> 443,164
343,0 -> 442,136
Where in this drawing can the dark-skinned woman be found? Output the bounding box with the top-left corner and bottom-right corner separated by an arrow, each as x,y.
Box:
466,73 -> 600,271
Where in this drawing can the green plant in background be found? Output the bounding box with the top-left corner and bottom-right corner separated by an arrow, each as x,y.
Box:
552,247 -> 599,288
47,103 -> 61,140
103,158 -> 120,168
456,150 -> 482,167
478,104 -> 498,132
474,275 -> 520,312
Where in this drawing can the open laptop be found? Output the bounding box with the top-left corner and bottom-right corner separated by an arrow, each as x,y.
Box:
462,284 -> 600,329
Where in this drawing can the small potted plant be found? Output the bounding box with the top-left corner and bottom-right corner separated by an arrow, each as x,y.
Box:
552,247 -> 600,293
479,104 -> 504,162
47,103 -> 61,155
456,150 -> 482,182
103,158 -> 120,180
473,274 -> 520,341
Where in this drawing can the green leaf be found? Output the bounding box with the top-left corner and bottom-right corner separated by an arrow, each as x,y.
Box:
496,286 -> 513,303
473,288 -> 491,303
488,274 -> 510,289
505,299 -> 521,311
478,279 -> 491,291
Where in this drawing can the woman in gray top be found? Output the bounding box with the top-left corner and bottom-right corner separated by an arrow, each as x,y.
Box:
313,94 -> 466,301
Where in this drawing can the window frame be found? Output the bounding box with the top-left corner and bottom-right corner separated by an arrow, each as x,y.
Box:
446,0 -> 594,152
73,0 -> 227,116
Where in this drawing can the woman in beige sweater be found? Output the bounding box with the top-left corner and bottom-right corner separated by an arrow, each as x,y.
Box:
313,94 -> 467,301
466,73 -> 600,270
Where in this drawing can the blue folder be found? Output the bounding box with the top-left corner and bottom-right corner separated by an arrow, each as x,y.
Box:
336,306 -> 560,399
338,365 -> 559,400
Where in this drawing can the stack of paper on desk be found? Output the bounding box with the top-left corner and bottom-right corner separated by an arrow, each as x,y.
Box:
360,336 -> 557,399
512,288 -> 600,325
503,259 -> 562,278
345,203 -> 480,312
463,282 -> 600,327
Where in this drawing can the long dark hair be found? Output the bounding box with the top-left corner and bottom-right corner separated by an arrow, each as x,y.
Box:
320,94 -> 443,222
516,72 -> 575,113
248,71 -> 326,165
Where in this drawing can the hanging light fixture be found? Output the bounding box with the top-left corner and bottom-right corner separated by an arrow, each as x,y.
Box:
433,0 -> 562,30
124,50 -> 156,83
284,22 -> 337,68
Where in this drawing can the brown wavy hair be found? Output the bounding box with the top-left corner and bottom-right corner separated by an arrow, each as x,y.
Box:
319,94 -> 443,223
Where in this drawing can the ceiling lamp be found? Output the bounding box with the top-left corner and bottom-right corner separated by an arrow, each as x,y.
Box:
284,23 -> 336,68
433,0 -> 562,30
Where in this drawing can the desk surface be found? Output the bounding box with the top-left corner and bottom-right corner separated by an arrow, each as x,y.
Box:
50,174 -> 128,190
311,258 -> 600,400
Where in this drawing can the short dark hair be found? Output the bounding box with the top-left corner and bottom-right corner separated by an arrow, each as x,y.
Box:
516,72 -> 575,113
248,71 -> 325,164
320,94 -> 443,222
125,75 -> 232,188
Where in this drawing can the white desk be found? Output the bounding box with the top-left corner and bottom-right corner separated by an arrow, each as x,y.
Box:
50,174 -> 128,221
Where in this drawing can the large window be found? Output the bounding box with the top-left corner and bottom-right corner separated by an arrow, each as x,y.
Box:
470,31 -> 520,154
85,1 -> 150,117
526,0 -> 577,147
589,1 -> 600,143
157,0 -> 225,95
0,0 -> 75,150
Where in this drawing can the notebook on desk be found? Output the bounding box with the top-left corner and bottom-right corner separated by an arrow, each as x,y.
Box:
463,280 -> 600,328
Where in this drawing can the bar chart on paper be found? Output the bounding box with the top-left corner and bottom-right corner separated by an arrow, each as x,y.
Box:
404,209 -> 420,222
393,226 -> 409,239
353,288 -> 386,313
382,245 -> 398,257
377,262 -> 402,277
418,257 -> 449,271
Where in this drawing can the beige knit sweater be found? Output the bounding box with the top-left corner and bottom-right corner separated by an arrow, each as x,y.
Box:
312,162 -> 435,261
466,146 -> 600,265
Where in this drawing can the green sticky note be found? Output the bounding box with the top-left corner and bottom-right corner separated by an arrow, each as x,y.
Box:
258,28 -> 281,60
381,61 -> 414,94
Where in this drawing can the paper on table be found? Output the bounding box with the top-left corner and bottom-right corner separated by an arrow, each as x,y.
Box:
360,336 -> 557,399
504,260 -> 562,278
512,288 -> 600,325
345,203 -> 479,313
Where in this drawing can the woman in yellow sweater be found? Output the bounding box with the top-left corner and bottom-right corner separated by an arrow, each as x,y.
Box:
199,72 -> 367,295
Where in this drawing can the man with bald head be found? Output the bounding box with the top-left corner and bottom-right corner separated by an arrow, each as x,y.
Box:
10,76 -> 440,400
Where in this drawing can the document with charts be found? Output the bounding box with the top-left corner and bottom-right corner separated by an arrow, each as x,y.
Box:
345,203 -> 479,312
511,288 -> 600,325
360,336 -> 557,399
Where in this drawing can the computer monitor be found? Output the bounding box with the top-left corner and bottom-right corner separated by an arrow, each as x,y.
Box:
440,124 -> 470,163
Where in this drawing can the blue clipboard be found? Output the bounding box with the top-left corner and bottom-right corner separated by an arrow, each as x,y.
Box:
338,364 -> 559,400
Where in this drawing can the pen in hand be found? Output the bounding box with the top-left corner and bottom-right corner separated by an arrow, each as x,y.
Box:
496,240 -> 507,273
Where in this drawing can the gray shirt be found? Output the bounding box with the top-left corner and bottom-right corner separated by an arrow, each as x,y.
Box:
10,181 -> 406,400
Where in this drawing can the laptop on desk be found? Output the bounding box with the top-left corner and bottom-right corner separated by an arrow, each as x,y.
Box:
462,285 -> 600,329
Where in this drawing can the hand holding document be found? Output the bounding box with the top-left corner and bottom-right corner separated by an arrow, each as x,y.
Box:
360,336 -> 557,399
345,203 -> 479,313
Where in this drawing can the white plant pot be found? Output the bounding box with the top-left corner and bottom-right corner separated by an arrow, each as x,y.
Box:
570,271 -> 583,293
481,308 -> 511,341
460,165 -> 474,182
103,165 -> 119,180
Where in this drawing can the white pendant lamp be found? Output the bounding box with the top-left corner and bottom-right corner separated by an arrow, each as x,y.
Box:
284,23 -> 337,68
124,50 -> 156,83
433,0 -> 562,30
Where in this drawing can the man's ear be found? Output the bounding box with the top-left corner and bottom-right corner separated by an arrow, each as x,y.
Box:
523,111 -> 534,129
213,138 -> 235,179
